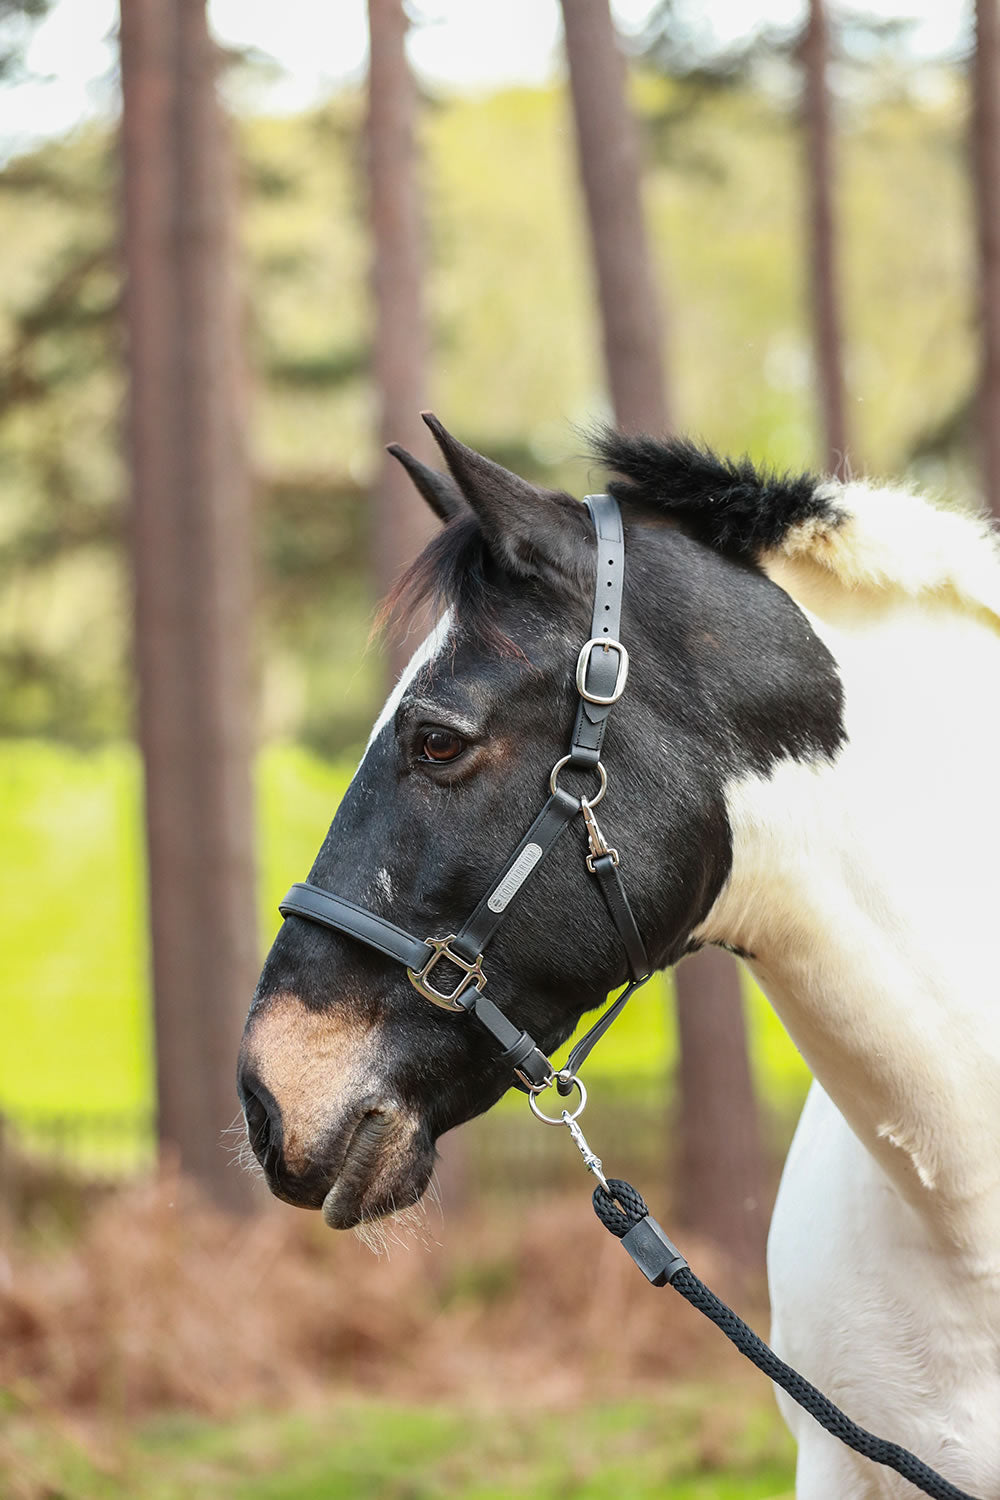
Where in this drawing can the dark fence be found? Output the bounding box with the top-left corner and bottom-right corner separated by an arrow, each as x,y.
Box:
460,1072 -> 674,1199
0,1110 -> 155,1182
0,1074 -> 675,1205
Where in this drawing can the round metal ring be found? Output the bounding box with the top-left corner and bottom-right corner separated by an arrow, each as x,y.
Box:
529,1075 -> 588,1125
548,756 -> 607,808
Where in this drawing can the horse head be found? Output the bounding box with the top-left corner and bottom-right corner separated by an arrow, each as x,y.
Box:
237,417 -> 843,1229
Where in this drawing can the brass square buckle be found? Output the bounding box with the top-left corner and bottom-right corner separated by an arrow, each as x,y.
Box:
576,637 -> 629,705
407,935 -> 487,1012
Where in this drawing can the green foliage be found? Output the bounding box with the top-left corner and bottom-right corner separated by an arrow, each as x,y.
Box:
0,72 -> 983,745
0,1392 -> 794,1498
0,129 -> 124,743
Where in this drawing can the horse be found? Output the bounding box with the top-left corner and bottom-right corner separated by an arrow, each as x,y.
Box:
238,414 -> 1000,1499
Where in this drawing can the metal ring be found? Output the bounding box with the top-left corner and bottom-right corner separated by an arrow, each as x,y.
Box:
529,1075 -> 587,1125
548,756 -> 607,808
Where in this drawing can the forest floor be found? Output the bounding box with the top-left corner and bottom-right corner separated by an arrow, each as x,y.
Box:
0,1172 -> 796,1499
2,1388 -> 795,1500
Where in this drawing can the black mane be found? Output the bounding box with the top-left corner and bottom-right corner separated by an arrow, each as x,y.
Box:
385,431 -> 838,641
590,429 -> 836,558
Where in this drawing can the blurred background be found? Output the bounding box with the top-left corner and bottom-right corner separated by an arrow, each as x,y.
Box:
1,0 -> 997,1495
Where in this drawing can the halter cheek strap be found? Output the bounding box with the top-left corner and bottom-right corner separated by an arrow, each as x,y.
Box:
278,494 -> 652,1092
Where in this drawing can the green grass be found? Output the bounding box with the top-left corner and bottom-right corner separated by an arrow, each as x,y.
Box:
0,739 -> 151,1116
0,738 -> 811,1123
1,1391 -> 795,1499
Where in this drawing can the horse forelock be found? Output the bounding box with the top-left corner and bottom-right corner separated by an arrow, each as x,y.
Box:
376,511 -> 533,662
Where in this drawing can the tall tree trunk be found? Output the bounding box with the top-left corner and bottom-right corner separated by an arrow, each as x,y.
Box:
560,0 -> 670,434
368,0 -> 436,680
802,0 -> 850,476
674,947 -> 766,1265
973,0 -> 1000,518
121,0 -> 257,1212
561,0 -> 765,1270
367,0 -> 462,1212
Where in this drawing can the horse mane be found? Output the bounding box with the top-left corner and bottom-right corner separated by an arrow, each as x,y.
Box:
383,429 -> 1000,638
593,429 -> 1000,628
591,428 -> 834,557
385,433 -> 829,632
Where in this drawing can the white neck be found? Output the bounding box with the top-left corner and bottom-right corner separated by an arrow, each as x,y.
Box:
696,597 -> 1000,1254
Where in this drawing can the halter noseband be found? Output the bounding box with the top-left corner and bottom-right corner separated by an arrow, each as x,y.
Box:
278,494 -> 651,1094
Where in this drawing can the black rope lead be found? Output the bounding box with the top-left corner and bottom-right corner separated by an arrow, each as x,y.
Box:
593,1178 -> 983,1500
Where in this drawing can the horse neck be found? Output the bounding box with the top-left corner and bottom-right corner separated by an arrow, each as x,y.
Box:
696,594 -> 1000,1252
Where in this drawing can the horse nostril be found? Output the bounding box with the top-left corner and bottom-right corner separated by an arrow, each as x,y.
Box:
239,1070 -> 282,1169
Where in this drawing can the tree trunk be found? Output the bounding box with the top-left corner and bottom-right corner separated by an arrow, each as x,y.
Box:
560,0 -> 671,434
367,0 -> 463,1210
367,0 -> 436,680
973,0 -> 1000,518
561,0 -> 765,1270
121,0 -> 258,1212
674,948 -> 767,1266
802,0 -> 850,476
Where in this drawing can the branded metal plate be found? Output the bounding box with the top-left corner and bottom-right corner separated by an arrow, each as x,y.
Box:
487,843 -> 543,912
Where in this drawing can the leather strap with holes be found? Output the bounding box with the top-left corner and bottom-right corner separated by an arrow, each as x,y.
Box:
569,494 -> 628,768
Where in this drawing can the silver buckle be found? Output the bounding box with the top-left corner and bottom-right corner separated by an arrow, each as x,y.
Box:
407,935 -> 487,1011
576,638 -> 629,705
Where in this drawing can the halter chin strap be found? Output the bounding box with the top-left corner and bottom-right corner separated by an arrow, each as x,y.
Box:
278,494 -> 651,1092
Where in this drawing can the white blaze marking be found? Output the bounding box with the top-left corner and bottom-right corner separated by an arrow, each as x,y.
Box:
358,609 -> 455,768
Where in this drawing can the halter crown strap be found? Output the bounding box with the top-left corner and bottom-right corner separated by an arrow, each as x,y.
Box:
568,494 -> 629,769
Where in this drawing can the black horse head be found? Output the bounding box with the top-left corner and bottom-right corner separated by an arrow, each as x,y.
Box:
237,417 -> 843,1228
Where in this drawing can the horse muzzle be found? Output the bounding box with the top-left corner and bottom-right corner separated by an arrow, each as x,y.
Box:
319,1105 -> 433,1228
237,1043 -> 432,1225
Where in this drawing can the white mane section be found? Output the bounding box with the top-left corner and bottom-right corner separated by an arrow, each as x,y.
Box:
763,477 -> 1000,631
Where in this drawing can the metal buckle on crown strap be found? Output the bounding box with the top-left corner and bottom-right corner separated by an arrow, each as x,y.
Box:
407,935 -> 487,1011
576,637 -> 629,706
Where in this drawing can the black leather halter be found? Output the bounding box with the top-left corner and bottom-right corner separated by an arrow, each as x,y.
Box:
278,494 -> 651,1093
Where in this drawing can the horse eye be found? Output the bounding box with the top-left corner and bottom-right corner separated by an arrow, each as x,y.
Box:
420,729 -> 466,763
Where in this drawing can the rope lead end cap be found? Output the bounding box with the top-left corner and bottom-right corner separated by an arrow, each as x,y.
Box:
620,1215 -> 689,1287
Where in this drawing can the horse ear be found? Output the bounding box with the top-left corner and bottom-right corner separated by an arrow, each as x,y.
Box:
421,412 -> 583,577
386,443 -> 466,524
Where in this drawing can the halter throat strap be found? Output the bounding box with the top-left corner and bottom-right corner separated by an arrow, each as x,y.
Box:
277,493 -> 651,1092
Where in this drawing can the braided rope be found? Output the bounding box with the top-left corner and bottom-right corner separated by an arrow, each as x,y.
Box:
591,1179 -> 981,1500
592,1177 -> 647,1234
